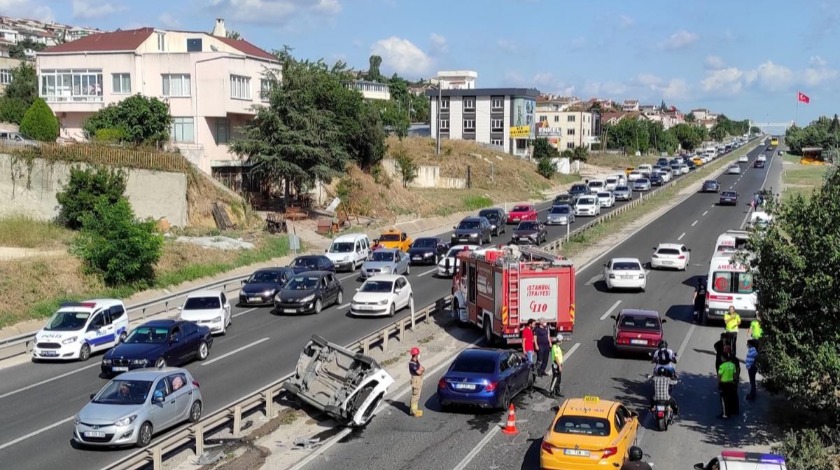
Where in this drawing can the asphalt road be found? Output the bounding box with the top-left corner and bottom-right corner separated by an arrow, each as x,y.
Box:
298,143 -> 780,470
0,155 -> 718,470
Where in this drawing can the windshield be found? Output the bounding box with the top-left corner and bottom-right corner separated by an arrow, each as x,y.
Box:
722,192 -> 737,197
379,234 -> 401,242
550,206 -> 570,214
517,222 -> 539,230
458,220 -> 481,230
711,271 -> 754,294
94,379 -> 153,405
554,416 -> 611,436
636,179 -> 649,184
248,271 -> 280,283
589,181 -> 603,187
597,192 -> 611,198
44,311 -> 90,331
620,315 -> 661,330
371,251 -> 397,262
286,276 -> 320,290
329,242 -> 354,253
479,211 -> 499,220
612,261 -> 642,270
511,206 -> 530,212
125,326 -> 170,344
451,355 -> 496,374
615,186 -> 629,191
412,238 -> 437,248
184,296 -> 220,310
293,257 -> 319,268
360,280 -> 394,293
570,185 -> 587,192
578,197 -> 595,205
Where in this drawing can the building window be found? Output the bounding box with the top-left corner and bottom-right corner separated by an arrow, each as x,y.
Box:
567,128 -> 576,135
491,97 -> 503,110
464,119 -> 475,131
566,142 -> 575,149
439,119 -> 449,131
157,32 -> 166,51
215,118 -> 230,145
39,69 -> 103,102
260,79 -> 272,102
491,119 -> 503,131
162,74 -> 191,97
230,75 -> 251,100
171,117 -> 195,143
112,73 -> 131,94
491,138 -> 503,146
554,115 -> 559,122
441,98 -> 449,110
463,97 -> 475,110
567,115 -> 576,122
0,69 -> 11,85
539,115 -> 547,123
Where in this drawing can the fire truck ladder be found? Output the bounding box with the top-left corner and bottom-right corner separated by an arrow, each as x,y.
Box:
508,266 -> 520,326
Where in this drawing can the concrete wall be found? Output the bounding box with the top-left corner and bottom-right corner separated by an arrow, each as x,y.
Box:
381,158 -> 467,189
0,154 -> 188,226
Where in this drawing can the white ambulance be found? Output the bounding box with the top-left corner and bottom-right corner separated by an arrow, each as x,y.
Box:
703,255 -> 757,324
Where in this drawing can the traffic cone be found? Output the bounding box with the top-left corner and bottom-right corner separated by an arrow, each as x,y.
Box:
502,404 -> 518,435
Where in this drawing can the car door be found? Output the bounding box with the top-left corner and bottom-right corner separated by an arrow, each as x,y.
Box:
326,274 -> 340,305
220,292 -> 230,324
394,277 -> 409,309
167,326 -> 190,365
85,311 -> 109,352
507,353 -> 528,392
148,377 -> 176,429
110,305 -> 128,339
615,405 -> 638,454
165,372 -> 193,422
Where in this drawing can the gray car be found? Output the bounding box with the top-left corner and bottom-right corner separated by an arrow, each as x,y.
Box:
73,368 -> 202,447
613,185 -> 633,201
360,248 -> 410,279
633,178 -> 652,191
545,204 -> 575,225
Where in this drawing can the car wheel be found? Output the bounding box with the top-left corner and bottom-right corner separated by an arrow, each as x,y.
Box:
197,341 -> 209,361
500,388 -> 511,410
406,294 -> 413,312
119,331 -> 127,343
484,319 -> 496,346
136,422 -> 153,448
337,290 -> 344,306
405,264 -> 410,275
78,343 -> 91,362
189,400 -> 202,423
389,303 -> 396,317
314,299 -> 323,314
155,357 -> 166,368
527,371 -> 535,389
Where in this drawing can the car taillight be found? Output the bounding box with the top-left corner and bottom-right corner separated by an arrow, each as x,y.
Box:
192,380 -> 200,388
541,441 -> 556,454
438,378 -> 447,389
652,254 -> 658,258
678,255 -> 685,259
485,381 -> 498,392
639,274 -> 645,279
656,410 -> 665,418
601,447 -> 618,458
609,274 -> 615,279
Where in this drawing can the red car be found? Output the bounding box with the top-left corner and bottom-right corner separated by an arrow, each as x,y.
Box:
507,204 -> 538,224
610,309 -> 666,355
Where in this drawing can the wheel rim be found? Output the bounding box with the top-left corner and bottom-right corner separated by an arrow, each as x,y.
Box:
338,291 -> 343,304
199,343 -> 208,359
156,358 -> 165,368
190,402 -> 201,421
80,345 -> 90,360
140,424 -> 151,444
315,300 -> 322,313
390,304 -> 395,316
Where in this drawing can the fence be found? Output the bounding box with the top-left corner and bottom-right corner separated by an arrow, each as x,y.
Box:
0,143 -> 192,173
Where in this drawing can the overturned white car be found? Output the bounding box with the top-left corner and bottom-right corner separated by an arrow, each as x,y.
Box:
283,335 -> 395,427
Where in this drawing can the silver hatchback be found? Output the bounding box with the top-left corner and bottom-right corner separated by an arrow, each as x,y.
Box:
73,368 -> 203,447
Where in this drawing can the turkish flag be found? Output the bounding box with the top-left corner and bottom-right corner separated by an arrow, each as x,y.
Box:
798,92 -> 810,104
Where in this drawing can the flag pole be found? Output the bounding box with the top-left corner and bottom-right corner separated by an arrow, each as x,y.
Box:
795,94 -> 799,127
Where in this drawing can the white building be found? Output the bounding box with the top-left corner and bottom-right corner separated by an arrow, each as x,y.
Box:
433,70 -> 478,90
535,100 -> 598,150
347,80 -> 391,100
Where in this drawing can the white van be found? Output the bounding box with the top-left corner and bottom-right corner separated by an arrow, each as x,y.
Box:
33,299 -> 128,362
714,230 -> 750,255
325,233 -> 371,271
704,255 -> 757,324
604,174 -> 626,191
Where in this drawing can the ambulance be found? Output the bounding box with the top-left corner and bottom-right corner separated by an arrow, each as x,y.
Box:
703,255 -> 757,324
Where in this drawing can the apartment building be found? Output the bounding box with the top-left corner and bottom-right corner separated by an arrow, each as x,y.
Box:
36,19 -> 280,178
536,100 -> 598,150
0,57 -> 21,92
427,87 -> 539,158
347,80 -> 391,100
432,70 -> 478,90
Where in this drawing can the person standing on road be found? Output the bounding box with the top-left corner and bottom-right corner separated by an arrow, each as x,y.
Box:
522,319 -> 536,366
548,334 -> 564,397
745,339 -> 759,401
749,312 -> 763,344
718,353 -> 739,419
714,332 -> 727,372
408,347 -> 425,418
534,320 -> 551,376
692,277 -> 708,323
620,446 -> 653,470
723,306 -> 741,355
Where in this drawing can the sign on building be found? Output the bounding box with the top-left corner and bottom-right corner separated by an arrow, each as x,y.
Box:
510,125 -> 531,139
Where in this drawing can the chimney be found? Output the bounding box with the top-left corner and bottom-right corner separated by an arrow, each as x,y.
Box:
212,18 -> 226,37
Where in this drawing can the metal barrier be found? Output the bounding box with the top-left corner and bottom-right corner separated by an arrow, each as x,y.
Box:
103,296 -> 452,470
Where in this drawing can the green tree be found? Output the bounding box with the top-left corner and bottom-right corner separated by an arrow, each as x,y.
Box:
83,95 -> 172,145
659,99 -> 667,111
685,112 -> 696,123
671,123 -> 703,151
366,55 -> 383,82
750,126 -> 761,135
71,197 -> 164,286
0,97 -> 28,124
56,166 -> 128,230
572,145 -> 589,162
533,138 -> 559,178
537,157 -> 555,179
8,38 -> 45,60
19,98 -> 59,142
709,122 -> 727,142
4,62 -> 38,106
393,148 -> 418,188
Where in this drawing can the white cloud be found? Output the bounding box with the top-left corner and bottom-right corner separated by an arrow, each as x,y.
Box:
659,79 -> 690,100
429,33 -> 448,55
496,39 -> 518,53
755,61 -> 794,91
618,14 -> 635,28
531,72 -> 575,96
204,0 -> 341,25
72,0 -> 124,19
158,12 -> 180,29
810,56 -> 827,67
0,0 -> 53,21
370,37 -> 433,77
704,55 -> 726,70
700,67 -> 753,96
634,73 -> 663,88
313,0 -> 340,14
660,30 -> 699,50
803,56 -> 838,87
631,74 -> 689,100
583,80 -> 627,97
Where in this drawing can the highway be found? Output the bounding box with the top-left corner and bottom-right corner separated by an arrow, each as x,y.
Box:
297,143 -> 780,470
0,156 -> 717,470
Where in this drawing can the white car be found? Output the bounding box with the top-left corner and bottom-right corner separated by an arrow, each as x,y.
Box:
651,243 -> 691,270
33,299 -> 128,362
587,179 -> 605,193
437,244 -> 475,277
179,290 -> 232,335
350,275 -> 413,317
727,165 -> 741,175
603,258 -> 646,291
670,165 -> 681,177
679,164 -> 689,175
627,171 -> 643,182
324,233 -> 371,272
574,196 -> 601,216
757,154 -> 767,162
596,191 -> 615,208
738,155 -> 749,163
604,175 -> 624,191
657,170 -> 672,183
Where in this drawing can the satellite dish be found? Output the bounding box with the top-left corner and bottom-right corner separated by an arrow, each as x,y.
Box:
210,45 -> 219,51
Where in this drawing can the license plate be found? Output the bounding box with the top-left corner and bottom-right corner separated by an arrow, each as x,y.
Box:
284,308 -> 297,313
355,305 -> 372,310
621,275 -> 634,279
662,261 -> 673,265
564,449 -> 590,456
453,383 -> 475,390
112,367 -> 128,372
84,431 -> 106,438
631,339 -> 647,345
249,297 -> 261,302
41,351 -> 58,357
413,256 -> 421,260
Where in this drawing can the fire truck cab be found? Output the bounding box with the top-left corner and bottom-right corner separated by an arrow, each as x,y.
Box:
452,245 -> 576,345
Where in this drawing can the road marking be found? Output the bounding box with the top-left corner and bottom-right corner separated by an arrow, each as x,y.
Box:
232,307 -> 258,318
691,220 -> 698,227
564,342 -> 580,360
710,204 -> 716,208
600,300 -> 622,321
0,363 -> 101,400
677,232 -> 685,241
337,303 -> 350,309
338,273 -> 358,281
0,415 -> 75,451
418,268 -> 437,277
702,210 -> 708,216
584,274 -> 602,286
202,337 -> 270,366
677,324 -> 696,359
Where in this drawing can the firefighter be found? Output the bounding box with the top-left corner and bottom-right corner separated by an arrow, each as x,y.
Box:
408,347 -> 425,417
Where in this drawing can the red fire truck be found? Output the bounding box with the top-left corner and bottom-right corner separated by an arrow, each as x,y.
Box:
452,245 -> 576,345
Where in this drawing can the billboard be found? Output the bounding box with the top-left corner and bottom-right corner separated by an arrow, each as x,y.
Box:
512,97 -> 535,139
510,126 -> 531,138
519,276 -> 559,322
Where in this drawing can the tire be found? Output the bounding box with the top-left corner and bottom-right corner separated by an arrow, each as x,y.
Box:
499,389 -> 511,410
119,331 -> 127,343
78,344 -> 91,362
406,294 -> 413,312
155,357 -> 166,368
389,303 -> 396,317
405,264 -> 410,275
336,290 -> 344,305
527,371 -> 536,389
314,299 -> 323,314
197,341 -> 209,361
484,318 -> 496,346
657,417 -> 668,432
188,400 -> 202,423
136,422 -> 153,448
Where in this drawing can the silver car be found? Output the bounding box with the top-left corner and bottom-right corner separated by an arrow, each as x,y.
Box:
613,185 -> 633,201
360,248 -> 410,279
74,368 -> 202,447
633,178 -> 652,191
545,204 -> 575,225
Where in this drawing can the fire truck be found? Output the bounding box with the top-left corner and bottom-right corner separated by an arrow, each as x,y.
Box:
451,245 -> 576,345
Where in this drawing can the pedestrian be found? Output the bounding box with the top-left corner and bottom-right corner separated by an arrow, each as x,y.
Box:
713,332 -> 726,372
692,276 -> 708,323
718,353 -> 739,419
749,313 -> 763,343
408,347 -> 425,417
521,319 -> 536,366
620,446 -> 653,470
723,306 -> 741,355
534,320 -> 551,376
745,339 -> 759,400
548,334 -> 564,397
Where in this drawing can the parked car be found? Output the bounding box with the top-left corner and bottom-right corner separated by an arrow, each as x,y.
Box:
574,196 -> 601,217
238,267 -> 295,306
551,193 -> 575,207
727,165 -> 741,175
33,299 -> 128,362
633,178 -> 652,191
478,208 -> 507,236
101,320 -> 213,376
274,271 -> 344,314
702,180 -> 721,193
0,131 -> 39,147
73,368 -> 203,447
350,274 -> 413,317
603,258 -> 646,291
613,185 -> 633,201
407,237 -> 448,265
719,190 -> 739,206
290,255 -> 335,274
324,234 -> 371,272
451,216 -> 493,245
651,243 -> 691,270
510,221 -> 548,245
596,191 -> 615,208
611,309 -> 666,355
361,248 -> 411,279
437,348 -> 534,410
179,290 -> 231,335
568,183 -> 591,200
507,204 -> 538,224
437,245 -> 475,277
545,204 -> 575,225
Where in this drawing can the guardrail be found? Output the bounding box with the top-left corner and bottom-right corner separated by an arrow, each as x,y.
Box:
103,296 -> 452,470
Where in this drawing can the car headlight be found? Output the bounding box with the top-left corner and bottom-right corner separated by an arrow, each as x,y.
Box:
212,316 -> 222,322
377,299 -> 389,305
382,266 -> 391,273
62,336 -> 78,345
114,415 -> 137,427
73,415 -> 80,425
102,359 -> 112,365
300,294 -> 315,303
130,359 -> 148,365
342,256 -> 350,261
263,289 -> 274,296
469,233 -> 478,238
423,252 -> 434,257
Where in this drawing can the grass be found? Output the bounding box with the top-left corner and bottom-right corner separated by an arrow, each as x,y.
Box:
0,215 -> 74,249
462,195 -> 493,211
781,152 -> 830,203
585,152 -> 656,170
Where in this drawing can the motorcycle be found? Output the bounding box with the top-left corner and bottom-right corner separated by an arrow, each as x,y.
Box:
652,400 -> 675,431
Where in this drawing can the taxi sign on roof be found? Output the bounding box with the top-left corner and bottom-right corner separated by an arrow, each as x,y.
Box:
583,396 -> 600,403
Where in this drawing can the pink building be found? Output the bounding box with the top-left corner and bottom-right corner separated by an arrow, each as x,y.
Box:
35,19 -> 280,178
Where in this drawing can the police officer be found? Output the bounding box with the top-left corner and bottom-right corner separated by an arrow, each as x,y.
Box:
723,306 -> 741,355
621,446 -> 653,470
718,353 -> 739,418
548,334 -> 564,397
692,276 -> 708,323
408,347 -> 425,417
749,312 -> 763,342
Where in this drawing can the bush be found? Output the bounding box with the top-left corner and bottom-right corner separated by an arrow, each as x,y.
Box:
56,166 -> 127,230
83,95 -> 172,146
537,157 -> 556,178
393,149 -> 418,188
71,197 -> 163,286
773,427 -> 838,470
0,97 -> 28,124
19,98 -> 59,142
93,128 -> 127,143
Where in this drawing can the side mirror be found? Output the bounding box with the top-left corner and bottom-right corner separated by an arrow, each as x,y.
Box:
155,395 -> 165,404
324,249 -> 328,253
551,405 -> 560,412
90,393 -> 96,400
610,315 -> 617,321
241,280 -> 246,285
395,288 -> 402,294
355,288 -> 360,292
693,465 -> 704,470
453,226 -> 457,229
171,336 -> 180,343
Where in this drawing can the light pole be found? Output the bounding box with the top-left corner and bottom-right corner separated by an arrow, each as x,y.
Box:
435,84 -> 442,156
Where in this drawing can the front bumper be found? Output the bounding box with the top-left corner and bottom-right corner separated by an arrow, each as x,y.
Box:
437,265 -> 456,277
33,342 -> 82,360
101,361 -> 149,377
74,421 -> 139,447
451,236 -> 481,245
575,209 -> 597,216
350,303 -> 390,316
239,293 -> 275,306
545,217 -> 569,225
331,260 -> 356,271
361,269 -> 390,279
409,253 -> 437,265
194,319 -> 225,333
274,301 -> 317,314
510,237 -> 538,245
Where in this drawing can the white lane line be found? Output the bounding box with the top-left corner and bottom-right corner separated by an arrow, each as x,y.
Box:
338,273 -> 358,281
0,363 -> 101,400
418,268 -> 437,277
677,232 -> 685,241
337,303 -> 350,309
691,220 -> 698,227
677,324 -> 697,358
564,342 -> 581,361
0,416 -> 74,451
600,300 -> 622,321
729,185 -> 733,189
584,274 -> 602,286
202,338 -> 270,366
702,210 -> 708,216
710,204 -> 716,208
232,307 -> 258,318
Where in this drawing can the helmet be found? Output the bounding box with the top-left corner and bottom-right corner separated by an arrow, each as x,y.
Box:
657,340 -> 668,350
410,347 -> 420,356
554,334 -> 563,343
628,446 -> 644,461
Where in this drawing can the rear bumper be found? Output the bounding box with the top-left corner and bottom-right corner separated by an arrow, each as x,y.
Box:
615,343 -> 658,354
437,390 -> 501,409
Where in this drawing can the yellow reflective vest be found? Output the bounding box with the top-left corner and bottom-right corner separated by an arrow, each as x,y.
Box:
724,312 -> 741,332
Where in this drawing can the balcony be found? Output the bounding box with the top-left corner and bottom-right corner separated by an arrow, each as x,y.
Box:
40,69 -> 105,112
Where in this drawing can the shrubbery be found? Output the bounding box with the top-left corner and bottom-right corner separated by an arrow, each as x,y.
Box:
56,166 -> 127,230
83,95 -> 171,146
0,97 -> 28,125
19,98 -> 59,142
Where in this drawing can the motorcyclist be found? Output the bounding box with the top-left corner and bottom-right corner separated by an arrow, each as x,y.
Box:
621,446 -> 653,470
650,365 -> 679,416
651,340 -> 677,377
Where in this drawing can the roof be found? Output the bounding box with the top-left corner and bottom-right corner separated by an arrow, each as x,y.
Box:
333,233 -> 371,242
610,257 -> 643,263
214,36 -> 277,61
253,266 -> 294,272
560,397 -> 616,417
117,367 -> 189,380
186,290 -> 224,298
42,27 -> 154,53
426,87 -> 540,98
657,243 -> 685,250
140,319 -> 178,327
59,299 -> 122,310
618,308 -> 660,317
362,274 -> 402,282
455,348 -> 503,359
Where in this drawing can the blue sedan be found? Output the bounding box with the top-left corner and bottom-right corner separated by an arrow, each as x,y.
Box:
437,349 -> 534,411
101,320 -> 213,377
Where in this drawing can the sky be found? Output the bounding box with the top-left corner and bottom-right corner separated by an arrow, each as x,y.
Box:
5,0 -> 839,124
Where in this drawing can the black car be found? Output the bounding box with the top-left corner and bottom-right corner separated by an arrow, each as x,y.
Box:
719,190 -> 738,206
274,271 -> 344,315
649,173 -> 664,186
290,255 -> 335,274
408,237 -> 448,265
552,193 -> 575,207
101,320 -> 213,377
510,221 -> 547,245
686,160 -> 697,170
478,208 -> 508,236
239,267 -> 295,306
754,160 -> 765,168
568,183 -> 590,200
702,180 -> 720,193
451,216 -> 493,245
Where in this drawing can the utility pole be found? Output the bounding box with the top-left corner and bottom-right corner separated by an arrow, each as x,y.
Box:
435,83 -> 442,156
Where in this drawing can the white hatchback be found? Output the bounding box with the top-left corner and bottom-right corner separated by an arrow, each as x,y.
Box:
651,243 -> 691,270
350,275 -> 413,317
596,191 -> 615,208
574,196 -> 601,216
603,258 -> 646,291
179,290 -> 231,335
437,245 -> 475,277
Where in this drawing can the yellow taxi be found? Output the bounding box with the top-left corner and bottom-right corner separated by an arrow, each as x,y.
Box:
692,157 -> 704,167
376,229 -> 412,252
540,396 -> 639,469
623,167 -> 635,177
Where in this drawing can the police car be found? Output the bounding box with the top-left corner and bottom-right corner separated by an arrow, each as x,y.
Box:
694,450 -> 786,469
33,299 -> 128,362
